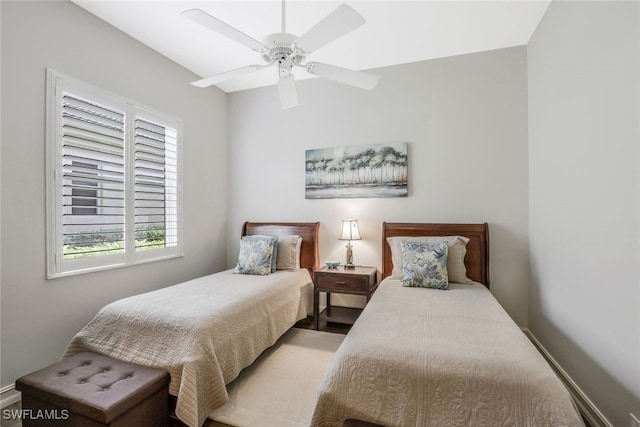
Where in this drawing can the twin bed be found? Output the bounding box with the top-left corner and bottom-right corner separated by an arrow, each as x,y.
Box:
64,221 -> 584,427
64,222 -> 319,427
311,222 -> 583,426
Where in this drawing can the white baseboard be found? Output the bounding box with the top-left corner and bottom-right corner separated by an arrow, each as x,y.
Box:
522,328 -> 612,427
0,384 -> 21,408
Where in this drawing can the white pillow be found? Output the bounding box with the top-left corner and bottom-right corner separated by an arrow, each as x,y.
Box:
276,235 -> 303,270
387,235 -> 472,283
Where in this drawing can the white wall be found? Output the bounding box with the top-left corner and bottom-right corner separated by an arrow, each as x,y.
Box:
227,47 -> 530,325
528,1 -> 640,425
0,0 -> 228,394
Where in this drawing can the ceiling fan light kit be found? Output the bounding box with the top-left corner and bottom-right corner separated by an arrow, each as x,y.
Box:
182,2 -> 380,109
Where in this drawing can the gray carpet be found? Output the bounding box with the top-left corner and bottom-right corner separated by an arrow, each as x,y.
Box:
209,328 -> 345,427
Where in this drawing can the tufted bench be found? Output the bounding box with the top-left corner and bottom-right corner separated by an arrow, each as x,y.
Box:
15,352 -> 170,427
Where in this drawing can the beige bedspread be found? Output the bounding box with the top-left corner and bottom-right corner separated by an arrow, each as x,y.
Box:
311,278 -> 584,427
64,269 -> 312,427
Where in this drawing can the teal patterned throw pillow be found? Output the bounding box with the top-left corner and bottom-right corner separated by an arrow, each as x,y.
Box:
401,240 -> 449,289
234,236 -> 276,275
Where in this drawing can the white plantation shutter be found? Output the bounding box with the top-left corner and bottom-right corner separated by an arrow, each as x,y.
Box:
62,94 -> 126,258
133,112 -> 179,251
46,70 -> 182,278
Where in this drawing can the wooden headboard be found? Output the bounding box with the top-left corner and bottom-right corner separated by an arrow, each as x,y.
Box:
242,222 -> 320,275
382,222 -> 490,287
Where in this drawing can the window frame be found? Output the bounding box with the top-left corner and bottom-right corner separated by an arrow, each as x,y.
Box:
46,69 -> 183,279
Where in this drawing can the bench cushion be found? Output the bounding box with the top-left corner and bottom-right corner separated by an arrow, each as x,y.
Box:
16,352 -> 169,424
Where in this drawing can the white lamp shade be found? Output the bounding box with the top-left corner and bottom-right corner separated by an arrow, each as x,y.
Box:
339,219 -> 361,241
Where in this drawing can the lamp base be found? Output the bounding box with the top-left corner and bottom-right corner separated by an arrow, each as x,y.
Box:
344,242 -> 355,270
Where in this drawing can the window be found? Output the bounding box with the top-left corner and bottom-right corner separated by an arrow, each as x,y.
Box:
70,161 -> 99,216
46,70 -> 182,278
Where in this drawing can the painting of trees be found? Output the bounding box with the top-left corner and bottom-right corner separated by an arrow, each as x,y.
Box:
305,143 -> 408,199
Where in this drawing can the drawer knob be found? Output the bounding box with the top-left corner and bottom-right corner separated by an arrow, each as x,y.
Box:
336,281 -> 347,285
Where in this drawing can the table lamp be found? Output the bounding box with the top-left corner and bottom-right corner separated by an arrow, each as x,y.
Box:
339,219 -> 361,269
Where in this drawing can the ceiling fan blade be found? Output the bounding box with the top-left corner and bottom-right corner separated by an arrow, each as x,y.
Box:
182,9 -> 267,53
191,65 -> 265,88
294,4 -> 365,54
305,62 -> 380,90
278,74 -> 298,109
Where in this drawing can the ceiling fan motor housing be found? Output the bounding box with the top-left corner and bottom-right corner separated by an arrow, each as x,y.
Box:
261,33 -> 305,64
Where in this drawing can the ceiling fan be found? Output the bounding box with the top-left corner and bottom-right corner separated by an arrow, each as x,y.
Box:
182,1 -> 380,109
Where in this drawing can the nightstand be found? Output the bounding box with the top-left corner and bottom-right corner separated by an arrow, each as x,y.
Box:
314,266 -> 378,331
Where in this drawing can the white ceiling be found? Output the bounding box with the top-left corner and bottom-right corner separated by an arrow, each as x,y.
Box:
72,0 -> 551,93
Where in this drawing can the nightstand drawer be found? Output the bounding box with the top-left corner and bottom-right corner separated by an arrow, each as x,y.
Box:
317,274 -> 367,292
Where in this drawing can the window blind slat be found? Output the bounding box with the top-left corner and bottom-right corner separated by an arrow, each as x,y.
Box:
63,115 -> 123,136
63,136 -> 124,157
136,119 -> 164,134
135,144 -> 167,157
64,154 -> 122,170
135,134 -> 165,148
64,95 -> 124,120
63,161 -> 123,176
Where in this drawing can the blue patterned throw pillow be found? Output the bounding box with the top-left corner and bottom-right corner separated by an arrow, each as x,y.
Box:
234,236 -> 276,275
401,240 -> 449,289
242,235 -> 278,272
